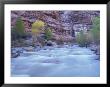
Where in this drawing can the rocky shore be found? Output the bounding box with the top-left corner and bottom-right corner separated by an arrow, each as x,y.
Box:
11,43 -> 100,60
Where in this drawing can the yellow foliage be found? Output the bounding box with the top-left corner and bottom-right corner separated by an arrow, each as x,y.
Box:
32,28 -> 40,35
32,20 -> 45,29
31,20 -> 45,35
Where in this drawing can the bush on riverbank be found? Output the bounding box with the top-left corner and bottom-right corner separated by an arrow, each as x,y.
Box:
31,20 -> 46,47
76,17 -> 100,47
11,17 -> 32,47
11,17 -> 27,40
90,17 -> 100,44
31,20 -> 45,35
76,31 -> 88,47
44,27 -> 52,41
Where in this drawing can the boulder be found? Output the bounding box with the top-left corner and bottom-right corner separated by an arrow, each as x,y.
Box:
23,46 -> 35,52
46,40 -> 57,46
11,48 -> 23,53
89,44 -> 100,55
11,48 -> 22,58
96,46 -> 100,55
11,52 -> 20,58
90,45 -> 97,51
24,39 -> 33,46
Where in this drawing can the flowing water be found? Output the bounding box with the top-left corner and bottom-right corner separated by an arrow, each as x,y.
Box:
11,45 -> 100,77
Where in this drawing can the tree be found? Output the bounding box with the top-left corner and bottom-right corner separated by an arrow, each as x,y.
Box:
76,17 -> 100,47
31,20 -> 45,46
76,31 -> 87,47
14,17 -> 25,37
31,20 -> 45,36
90,17 -> 100,44
11,17 -> 25,40
44,27 -> 52,41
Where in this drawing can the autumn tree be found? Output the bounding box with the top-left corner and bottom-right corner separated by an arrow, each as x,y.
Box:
31,20 -> 45,46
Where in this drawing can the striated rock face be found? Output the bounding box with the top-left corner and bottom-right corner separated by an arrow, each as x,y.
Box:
11,11 -> 61,32
11,11 -> 100,38
59,11 -> 100,36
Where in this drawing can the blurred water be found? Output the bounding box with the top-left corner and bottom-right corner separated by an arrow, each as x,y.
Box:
11,45 -> 100,77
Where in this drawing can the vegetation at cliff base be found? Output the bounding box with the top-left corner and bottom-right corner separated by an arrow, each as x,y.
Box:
44,28 -> 52,41
76,17 -> 100,47
11,17 -> 26,40
31,20 -> 45,35
90,17 -> 100,44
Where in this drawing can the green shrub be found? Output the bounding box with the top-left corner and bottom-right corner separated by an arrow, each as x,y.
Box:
11,17 -> 32,47
44,28 -> 52,41
14,17 -> 25,37
76,17 -> 100,47
90,17 -> 100,44
85,31 -> 94,45
11,17 -> 26,40
76,31 -> 87,47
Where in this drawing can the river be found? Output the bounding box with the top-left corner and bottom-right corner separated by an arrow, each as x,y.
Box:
11,45 -> 100,77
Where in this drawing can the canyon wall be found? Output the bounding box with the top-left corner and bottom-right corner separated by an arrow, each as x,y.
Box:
11,11 -> 100,37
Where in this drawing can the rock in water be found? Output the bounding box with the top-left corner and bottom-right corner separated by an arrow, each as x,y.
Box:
23,46 -> 35,52
11,48 -> 23,58
11,50 -> 21,58
11,52 -> 20,58
90,44 -> 100,55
